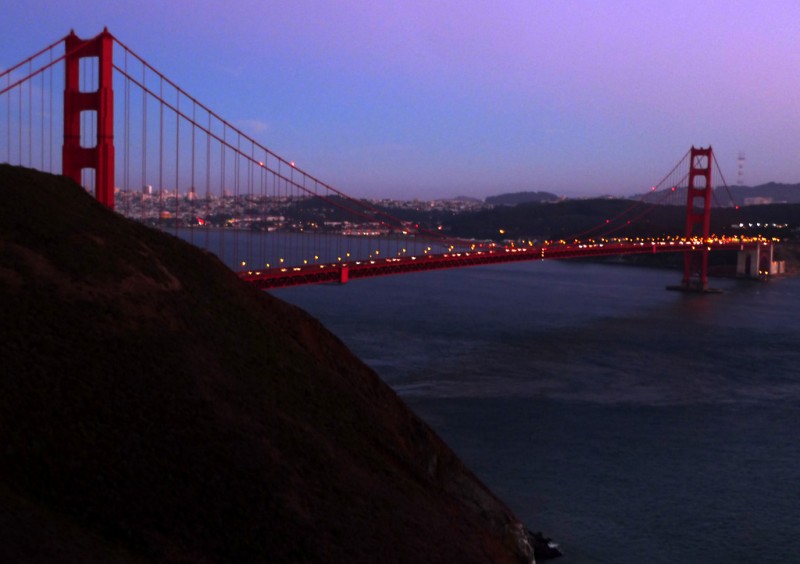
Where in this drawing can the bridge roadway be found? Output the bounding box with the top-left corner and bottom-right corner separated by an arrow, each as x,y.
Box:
239,238 -> 767,290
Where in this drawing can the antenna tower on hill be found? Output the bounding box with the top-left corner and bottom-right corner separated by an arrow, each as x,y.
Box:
737,151 -> 746,186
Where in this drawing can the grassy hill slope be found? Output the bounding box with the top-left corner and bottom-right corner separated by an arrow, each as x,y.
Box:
0,165 -> 545,563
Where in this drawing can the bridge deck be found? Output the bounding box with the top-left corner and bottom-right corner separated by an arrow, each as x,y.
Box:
239,239 -> 764,290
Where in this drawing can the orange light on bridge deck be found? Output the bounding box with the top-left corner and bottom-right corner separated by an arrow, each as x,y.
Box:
241,261 -> 246,267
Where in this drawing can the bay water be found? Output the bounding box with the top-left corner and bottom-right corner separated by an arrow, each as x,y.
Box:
178,229 -> 800,562
272,259 -> 800,563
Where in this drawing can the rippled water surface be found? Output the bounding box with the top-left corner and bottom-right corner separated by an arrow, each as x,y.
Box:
276,261 -> 800,563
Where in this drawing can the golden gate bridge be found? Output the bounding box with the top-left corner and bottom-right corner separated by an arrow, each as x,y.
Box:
1,29 -> 773,290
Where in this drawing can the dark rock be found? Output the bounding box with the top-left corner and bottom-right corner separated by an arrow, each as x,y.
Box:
0,165 -> 554,563
527,530 -> 563,560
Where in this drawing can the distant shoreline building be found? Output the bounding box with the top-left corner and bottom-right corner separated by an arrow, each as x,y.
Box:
743,196 -> 774,206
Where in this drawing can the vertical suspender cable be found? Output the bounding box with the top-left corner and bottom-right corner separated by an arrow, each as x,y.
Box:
205,113 -> 211,249
4,66 -> 8,163
123,48 -> 131,217
290,164 -> 296,264
277,160 -> 282,267
5,66 -> 10,163
248,139 -> 254,268
219,123 -> 226,263
141,56 -> 147,225
39,64 -> 44,170
190,100 -> 196,245
159,76 -> 164,230
234,132 -> 240,268
270,160 -> 277,267
28,60 -> 32,167
260,150 -> 266,268
175,89 -> 180,236
49,46 -> 53,172
18,66 -> 22,167
302,172 -> 309,263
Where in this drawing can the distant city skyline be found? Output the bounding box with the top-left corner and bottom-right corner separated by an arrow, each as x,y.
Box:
2,1 -> 799,200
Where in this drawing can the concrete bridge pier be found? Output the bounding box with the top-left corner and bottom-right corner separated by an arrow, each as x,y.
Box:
737,243 -> 775,278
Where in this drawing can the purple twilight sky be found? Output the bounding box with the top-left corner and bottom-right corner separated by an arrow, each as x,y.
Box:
2,0 -> 799,199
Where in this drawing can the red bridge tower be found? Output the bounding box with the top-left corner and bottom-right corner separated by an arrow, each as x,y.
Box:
62,28 -> 115,209
680,146 -> 713,291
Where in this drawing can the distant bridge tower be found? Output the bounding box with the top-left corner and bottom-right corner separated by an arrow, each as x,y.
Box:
62,28 -> 115,209
680,146 -> 713,291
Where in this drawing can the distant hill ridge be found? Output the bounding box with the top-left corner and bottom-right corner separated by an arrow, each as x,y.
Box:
487,183 -> 800,206
630,181 -> 800,205
726,182 -> 800,204
0,165 -> 555,563
486,191 -> 560,205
